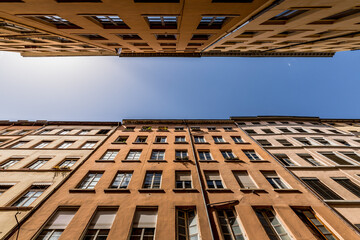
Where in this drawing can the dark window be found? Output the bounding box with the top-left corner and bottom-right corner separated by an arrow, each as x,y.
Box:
278,127 -> 291,133
324,9 -> 360,20
216,209 -> 246,239
302,178 -> 342,200
320,152 -> 353,165
334,139 -> 350,146
298,154 -> 322,166
333,178 -> 360,197
27,15 -> 81,29
77,34 -> 107,40
117,34 -> 142,40
274,154 -> 295,166
257,139 -> 272,146
245,129 -> 256,134
155,34 -> 176,40
197,16 -> 228,29
145,16 -> 177,29
254,208 -> 291,239
97,129 -> 110,135
191,34 -> 211,40
262,129 -> 274,134
89,15 -> 129,29
143,172 -> 162,188
276,139 -> 293,146
340,152 -> 360,163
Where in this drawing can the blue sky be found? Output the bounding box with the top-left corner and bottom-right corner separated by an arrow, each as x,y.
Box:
0,50 -> 359,121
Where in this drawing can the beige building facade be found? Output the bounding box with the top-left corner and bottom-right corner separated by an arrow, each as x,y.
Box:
0,121 -> 117,239
232,116 -> 360,232
3,119 -> 359,240
0,0 -> 359,57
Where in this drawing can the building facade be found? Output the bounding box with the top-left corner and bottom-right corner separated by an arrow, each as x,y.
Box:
3,119 -> 359,240
0,121 -> 117,239
232,116 -> 360,232
0,0 -> 359,57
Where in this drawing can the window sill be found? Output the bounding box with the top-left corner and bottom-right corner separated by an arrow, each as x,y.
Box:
0,206 -> 33,211
214,142 -> 230,144
112,142 -> 127,144
234,142 -> 251,145
157,130 -> 169,132
249,160 -> 270,163
121,160 -> 141,163
173,188 -> 199,193
224,159 -> 244,163
122,129 -> 134,132
225,130 -> 237,132
153,142 -> 168,144
199,160 -> 218,163
194,142 -> 210,144
240,188 -> 267,193
132,142 -> 147,144
174,159 -> 192,162
140,130 -> 152,132
174,130 -> 186,132
274,189 -> 302,193
104,188 -> 130,193
206,188 -> 233,193
95,160 -> 115,163
174,141 -> 188,144
208,130 -> 220,132
69,189 -> 96,193
147,160 -> 167,163
138,189 -> 165,193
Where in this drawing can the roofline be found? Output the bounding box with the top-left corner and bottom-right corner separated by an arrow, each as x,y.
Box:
0,120 -> 120,126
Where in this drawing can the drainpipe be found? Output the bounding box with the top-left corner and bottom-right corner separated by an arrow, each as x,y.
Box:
184,120 -> 215,240
201,0 -> 285,53
233,121 -> 360,236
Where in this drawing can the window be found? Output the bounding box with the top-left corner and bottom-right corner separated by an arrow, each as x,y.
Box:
100,150 -> 118,161
177,208 -> 199,240
175,150 -> 188,161
213,136 -> 225,143
295,137 -> 312,146
258,139 -> 272,146
278,128 -> 291,133
232,136 -> 244,143
155,136 -> 167,143
334,139 -> 350,146
58,159 -> 77,168
34,141 -> 52,149
319,152 -> 353,166
175,171 -> 192,189
221,150 -> 238,160
0,158 -> 21,169
276,139 -> 293,146
245,129 -> 256,134
17,130 -> 29,135
262,129 -> 274,134
12,184 -> 49,207
224,127 -> 233,131
158,126 -> 168,131
89,15 -> 129,29
333,178 -> 360,197
205,171 -> 224,189
191,127 -> 201,131
126,150 -> 142,160
294,128 -> 307,133
0,184 -> 14,195
0,130 -> 12,135
175,136 -> 186,143
82,141 -> 97,149
83,208 -> 118,239
234,171 -> 257,189
77,172 -> 103,190
237,122 -> 246,125
79,130 -> 90,135
254,208 -> 292,240
175,127 -> 184,131
216,209 -> 246,240
27,159 -> 49,170
208,127 -> 216,131
194,136 -> 205,143
150,150 -> 165,160
263,172 -> 289,189
59,129 -> 71,135
293,208 -> 338,240
130,208 -> 157,240
197,16 -> 228,29
312,138 -> 331,146
243,150 -> 261,161
298,154 -> 322,166
125,126 -> 135,131
143,172 -> 162,189
198,151 -> 213,160
145,16 -> 177,29
58,141 -> 74,149
328,129 -> 341,134
115,136 -> 128,143
11,141 -> 29,148
270,9 -> 307,21
155,34 -> 176,40
97,129 -> 110,135
302,178 -> 342,200
135,136 -> 147,143
36,208 -> 78,240
40,129 -> 52,135
110,172 -> 132,189
274,154 -> 296,166
27,15 -> 80,29
340,152 -> 360,163
312,129 -> 324,134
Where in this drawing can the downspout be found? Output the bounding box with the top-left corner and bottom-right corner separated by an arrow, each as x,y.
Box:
233,121 -> 360,236
4,123 -> 121,240
201,0 -> 285,53
184,120 -> 215,240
